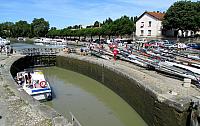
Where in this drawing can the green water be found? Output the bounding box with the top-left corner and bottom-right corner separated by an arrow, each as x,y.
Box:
42,67 -> 147,126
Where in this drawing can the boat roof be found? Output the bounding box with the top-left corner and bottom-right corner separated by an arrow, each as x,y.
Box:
31,71 -> 46,81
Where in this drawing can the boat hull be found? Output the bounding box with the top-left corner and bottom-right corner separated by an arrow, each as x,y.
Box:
32,92 -> 52,101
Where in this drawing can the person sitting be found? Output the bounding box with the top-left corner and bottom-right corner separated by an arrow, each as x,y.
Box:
80,48 -> 83,55
25,75 -> 28,84
17,73 -> 24,85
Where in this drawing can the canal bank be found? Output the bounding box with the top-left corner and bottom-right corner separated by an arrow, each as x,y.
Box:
0,54 -> 68,126
56,53 -> 200,126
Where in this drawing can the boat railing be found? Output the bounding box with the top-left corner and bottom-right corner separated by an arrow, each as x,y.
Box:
68,112 -> 82,126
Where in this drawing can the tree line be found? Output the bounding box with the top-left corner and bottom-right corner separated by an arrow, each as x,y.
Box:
0,16 -> 136,40
0,18 -> 49,38
47,16 -> 137,40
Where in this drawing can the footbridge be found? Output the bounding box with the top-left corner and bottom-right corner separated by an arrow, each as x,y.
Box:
14,47 -> 63,67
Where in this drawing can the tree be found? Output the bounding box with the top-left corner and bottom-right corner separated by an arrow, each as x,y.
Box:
109,15 -> 134,37
12,20 -> 31,37
31,18 -> 49,37
162,1 -> 200,36
72,25 -> 80,29
47,29 -> 61,38
0,22 -> 14,37
67,26 -> 73,29
102,23 -> 112,39
102,18 -> 113,25
94,21 -> 100,27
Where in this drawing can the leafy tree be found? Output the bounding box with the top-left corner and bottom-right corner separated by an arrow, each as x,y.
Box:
47,29 -> 61,38
72,25 -> 80,29
67,26 -> 73,29
93,28 -> 102,40
50,27 -> 57,30
0,24 -> 4,37
0,22 -> 14,37
102,23 -> 112,39
162,1 -> 200,36
31,18 -> 49,37
12,20 -> 31,37
110,15 -> 134,37
94,21 -> 100,27
102,18 -> 113,25
86,25 -> 93,28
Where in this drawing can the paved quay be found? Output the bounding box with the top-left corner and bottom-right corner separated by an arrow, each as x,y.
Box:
0,54 -> 69,126
59,52 -> 200,110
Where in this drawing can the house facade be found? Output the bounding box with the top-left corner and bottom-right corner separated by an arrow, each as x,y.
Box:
136,11 -> 165,38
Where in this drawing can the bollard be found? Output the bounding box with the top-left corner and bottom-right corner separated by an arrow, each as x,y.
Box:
183,78 -> 191,88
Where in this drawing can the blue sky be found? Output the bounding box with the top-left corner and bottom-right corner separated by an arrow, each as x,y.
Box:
0,0 -> 184,28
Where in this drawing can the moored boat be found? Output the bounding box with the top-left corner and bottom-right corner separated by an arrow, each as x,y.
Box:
16,70 -> 52,101
17,37 -> 26,41
0,37 -> 10,45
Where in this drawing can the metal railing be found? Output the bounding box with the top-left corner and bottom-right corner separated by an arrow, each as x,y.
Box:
15,48 -> 62,56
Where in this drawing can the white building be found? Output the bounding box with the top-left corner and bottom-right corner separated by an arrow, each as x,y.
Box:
136,11 -> 165,38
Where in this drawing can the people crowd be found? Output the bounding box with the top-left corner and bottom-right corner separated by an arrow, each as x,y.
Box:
0,44 -> 13,55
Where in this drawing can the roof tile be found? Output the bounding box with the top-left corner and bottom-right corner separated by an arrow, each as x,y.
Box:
146,12 -> 165,20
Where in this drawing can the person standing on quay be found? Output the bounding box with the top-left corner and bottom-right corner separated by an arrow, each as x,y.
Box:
113,48 -> 118,61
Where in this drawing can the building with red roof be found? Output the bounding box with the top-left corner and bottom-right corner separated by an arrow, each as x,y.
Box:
136,11 -> 165,38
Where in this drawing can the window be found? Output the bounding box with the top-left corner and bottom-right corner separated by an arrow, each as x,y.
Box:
148,30 -> 151,36
141,22 -> 144,28
148,21 -> 151,27
140,30 -> 144,36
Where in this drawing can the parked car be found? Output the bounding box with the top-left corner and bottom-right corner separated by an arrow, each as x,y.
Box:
136,38 -> 147,43
93,39 -> 106,44
144,40 -> 162,47
162,40 -> 177,49
187,43 -> 200,49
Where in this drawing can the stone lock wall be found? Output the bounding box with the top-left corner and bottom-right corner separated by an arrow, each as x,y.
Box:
56,56 -> 190,126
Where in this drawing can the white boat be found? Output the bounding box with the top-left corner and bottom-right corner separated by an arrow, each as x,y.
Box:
16,70 -> 52,101
34,42 -> 44,46
54,39 -> 67,45
34,38 -> 67,46
34,38 -> 44,46
0,37 -> 10,45
17,37 -> 26,41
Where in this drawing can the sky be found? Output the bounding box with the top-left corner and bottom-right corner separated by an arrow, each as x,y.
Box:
0,0 -> 186,28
